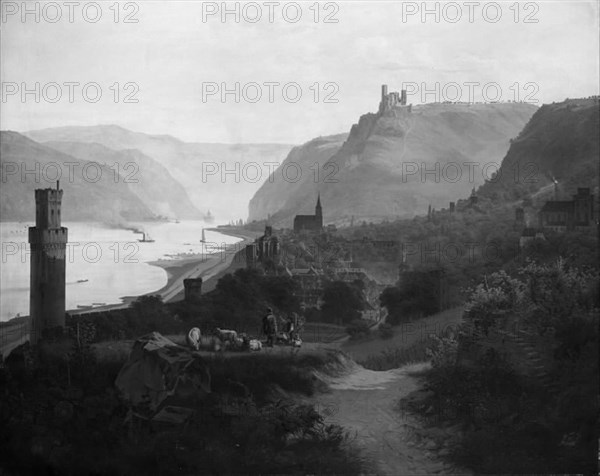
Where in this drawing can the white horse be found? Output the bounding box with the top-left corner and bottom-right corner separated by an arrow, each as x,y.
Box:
187,327 -> 202,350
187,327 -> 224,352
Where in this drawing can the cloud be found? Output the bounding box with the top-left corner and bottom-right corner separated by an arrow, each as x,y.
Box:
1,1 -> 598,143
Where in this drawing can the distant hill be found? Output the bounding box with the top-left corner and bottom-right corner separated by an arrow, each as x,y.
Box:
248,134 -> 348,224
248,101 -> 537,226
0,132 -> 156,223
478,97 -> 600,204
42,141 -> 201,220
25,125 -> 293,222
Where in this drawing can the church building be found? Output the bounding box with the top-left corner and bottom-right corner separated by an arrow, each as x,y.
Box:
293,195 -> 323,233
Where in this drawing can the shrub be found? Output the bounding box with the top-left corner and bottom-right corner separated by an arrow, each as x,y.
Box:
0,347 -> 365,475
411,260 -> 600,474
345,319 -> 370,340
426,333 -> 459,369
360,337 -> 434,370
378,322 -> 394,339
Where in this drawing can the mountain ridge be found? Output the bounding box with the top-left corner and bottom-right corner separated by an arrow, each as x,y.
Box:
249,101 -> 538,226
41,140 -> 202,220
25,125 -> 294,222
0,131 -> 156,223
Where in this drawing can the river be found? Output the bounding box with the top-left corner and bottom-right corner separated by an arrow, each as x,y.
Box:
0,221 -> 241,321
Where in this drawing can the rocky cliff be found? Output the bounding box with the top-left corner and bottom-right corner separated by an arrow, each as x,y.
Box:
478,97 -> 600,203
249,102 -> 537,226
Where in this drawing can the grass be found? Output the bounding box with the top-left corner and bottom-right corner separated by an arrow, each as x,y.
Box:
342,307 -> 464,362
205,349 -> 339,404
359,336 -> 435,370
302,322 -> 348,343
1,341 -> 365,476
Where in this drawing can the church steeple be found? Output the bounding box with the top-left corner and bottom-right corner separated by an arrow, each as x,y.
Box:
315,193 -> 323,228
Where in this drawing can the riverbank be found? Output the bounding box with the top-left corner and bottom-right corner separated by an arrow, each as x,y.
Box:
145,227 -> 261,302
68,227 -> 260,314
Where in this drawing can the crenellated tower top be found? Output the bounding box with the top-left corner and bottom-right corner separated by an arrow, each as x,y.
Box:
34,181 -> 63,229
379,84 -> 408,113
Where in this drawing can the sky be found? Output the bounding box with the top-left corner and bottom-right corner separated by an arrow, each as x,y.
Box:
1,0 -> 598,144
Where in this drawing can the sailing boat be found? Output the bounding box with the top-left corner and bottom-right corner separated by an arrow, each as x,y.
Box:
200,228 -> 206,243
203,209 -> 214,224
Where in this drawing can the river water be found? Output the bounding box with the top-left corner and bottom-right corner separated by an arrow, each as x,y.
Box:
0,221 -> 241,321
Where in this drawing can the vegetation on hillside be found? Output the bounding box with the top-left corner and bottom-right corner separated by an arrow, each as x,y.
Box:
0,345 -> 365,475
407,260 -> 599,474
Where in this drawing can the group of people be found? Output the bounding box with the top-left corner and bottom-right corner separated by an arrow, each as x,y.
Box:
262,308 -> 303,347
185,308 -> 304,352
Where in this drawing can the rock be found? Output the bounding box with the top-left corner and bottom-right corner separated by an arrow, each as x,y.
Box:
425,439 -> 438,450
438,448 -> 451,457
54,401 -> 74,420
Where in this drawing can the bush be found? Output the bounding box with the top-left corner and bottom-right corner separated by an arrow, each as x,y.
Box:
321,281 -> 365,325
411,261 -> 600,474
360,337 -> 434,370
378,322 -> 394,339
346,319 -> 370,340
0,347 -> 366,475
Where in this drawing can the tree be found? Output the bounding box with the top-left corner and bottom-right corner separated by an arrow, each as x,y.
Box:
381,269 -> 441,324
320,281 -> 364,325
262,276 -> 300,314
379,286 -> 404,324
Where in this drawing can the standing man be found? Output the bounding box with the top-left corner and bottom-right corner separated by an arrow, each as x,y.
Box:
263,307 -> 277,347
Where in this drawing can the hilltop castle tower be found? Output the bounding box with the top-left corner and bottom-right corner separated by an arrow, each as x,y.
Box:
29,181 -> 68,344
379,84 -> 408,113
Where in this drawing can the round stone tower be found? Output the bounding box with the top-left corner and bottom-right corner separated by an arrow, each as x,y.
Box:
28,181 -> 68,344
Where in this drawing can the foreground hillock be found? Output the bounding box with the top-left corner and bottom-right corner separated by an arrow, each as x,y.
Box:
0,340 -> 364,475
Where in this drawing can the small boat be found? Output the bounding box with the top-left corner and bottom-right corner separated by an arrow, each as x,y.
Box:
138,232 -> 155,243
77,279 -> 89,283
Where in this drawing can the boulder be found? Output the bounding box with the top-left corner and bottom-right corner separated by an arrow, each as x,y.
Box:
115,332 -> 211,411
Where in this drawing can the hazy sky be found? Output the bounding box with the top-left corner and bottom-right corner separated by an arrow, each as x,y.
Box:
1,1 -> 598,144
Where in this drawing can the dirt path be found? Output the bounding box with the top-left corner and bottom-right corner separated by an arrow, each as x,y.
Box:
311,361 -> 469,475
341,307 -> 464,362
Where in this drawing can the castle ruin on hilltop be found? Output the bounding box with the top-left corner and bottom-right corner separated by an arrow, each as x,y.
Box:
378,84 -> 410,113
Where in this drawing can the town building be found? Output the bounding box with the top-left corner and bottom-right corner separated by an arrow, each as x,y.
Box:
286,266 -> 324,309
246,225 -> 280,268
538,188 -> 595,231
519,228 -> 546,249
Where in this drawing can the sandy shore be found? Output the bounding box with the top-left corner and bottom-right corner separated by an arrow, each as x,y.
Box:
145,227 -> 261,301
70,227 -> 261,314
